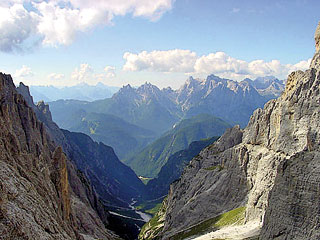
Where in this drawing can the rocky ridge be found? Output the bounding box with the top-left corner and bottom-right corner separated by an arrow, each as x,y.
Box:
0,74 -> 116,239
16,80 -> 148,239
17,82 -> 146,208
140,21 -> 320,240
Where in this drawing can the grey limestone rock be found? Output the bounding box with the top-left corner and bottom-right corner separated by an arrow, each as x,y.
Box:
315,21 -> 320,52
0,73 -> 116,240
142,22 -> 320,240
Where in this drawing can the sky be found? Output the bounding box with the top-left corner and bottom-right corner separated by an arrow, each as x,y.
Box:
0,0 -> 319,89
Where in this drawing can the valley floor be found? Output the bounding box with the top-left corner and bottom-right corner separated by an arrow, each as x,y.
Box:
189,221 -> 261,240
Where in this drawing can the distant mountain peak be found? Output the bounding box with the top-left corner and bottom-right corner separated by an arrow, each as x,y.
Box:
138,82 -> 159,91
206,74 -> 224,82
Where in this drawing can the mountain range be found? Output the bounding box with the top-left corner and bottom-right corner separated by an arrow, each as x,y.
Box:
30,82 -> 120,102
125,114 -> 230,178
48,75 -> 283,132
46,75 -> 283,179
139,23 -> 320,240
146,136 -> 220,200
64,110 -> 156,159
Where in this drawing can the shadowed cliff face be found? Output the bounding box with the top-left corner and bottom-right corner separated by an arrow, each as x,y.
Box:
0,74 -> 115,239
16,78 -> 148,239
17,82 -> 146,208
140,22 -> 320,240
51,147 -> 71,221
0,74 -> 75,239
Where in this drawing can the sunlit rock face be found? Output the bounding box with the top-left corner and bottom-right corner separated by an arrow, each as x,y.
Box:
315,22 -> 320,52
141,21 -> 320,240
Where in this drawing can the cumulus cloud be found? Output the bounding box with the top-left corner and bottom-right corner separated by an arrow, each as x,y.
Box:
0,0 -> 174,51
0,4 -> 39,52
71,63 -> 115,84
14,65 -> 34,78
48,73 -> 65,80
123,49 -> 197,73
104,65 -> 116,78
71,63 -> 94,82
123,49 -> 312,80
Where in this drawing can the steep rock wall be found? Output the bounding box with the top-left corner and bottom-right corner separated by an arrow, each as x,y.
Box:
0,74 -> 115,239
142,21 -> 320,240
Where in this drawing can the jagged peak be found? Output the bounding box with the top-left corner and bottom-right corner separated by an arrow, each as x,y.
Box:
0,73 -> 15,91
116,84 -> 135,94
37,100 -> 53,122
138,81 -> 159,90
205,74 -> 229,87
162,86 -> 173,91
16,81 -> 35,107
137,82 -> 161,98
123,83 -> 133,89
206,74 -> 222,81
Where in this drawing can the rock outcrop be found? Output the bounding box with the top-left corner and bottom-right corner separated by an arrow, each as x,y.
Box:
140,21 -> 320,240
0,74 -> 115,239
17,81 -> 146,207
17,78 -> 148,239
315,21 -> 320,52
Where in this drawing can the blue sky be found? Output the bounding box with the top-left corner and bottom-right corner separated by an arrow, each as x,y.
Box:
0,0 -> 319,89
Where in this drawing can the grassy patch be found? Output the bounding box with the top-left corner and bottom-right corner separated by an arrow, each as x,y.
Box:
215,207 -> 246,227
138,199 -> 167,240
204,165 -> 223,171
135,197 -> 165,216
171,207 -> 246,240
139,176 -> 152,185
145,203 -> 162,215
244,237 -> 260,240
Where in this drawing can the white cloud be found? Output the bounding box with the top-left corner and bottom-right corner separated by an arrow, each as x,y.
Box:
104,65 -> 116,78
0,4 -> 39,52
194,52 -> 249,75
14,65 -> 34,78
71,63 -> 94,82
0,0 -> 174,51
71,63 -> 115,84
48,73 -> 65,80
123,49 -> 312,80
123,49 -> 197,73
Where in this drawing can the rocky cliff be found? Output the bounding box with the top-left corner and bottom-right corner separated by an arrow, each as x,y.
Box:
0,74 -> 116,239
16,79 -> 149,239
140,21 -> 320,240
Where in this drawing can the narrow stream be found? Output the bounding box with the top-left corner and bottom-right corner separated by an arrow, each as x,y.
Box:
130,199 -> 152,222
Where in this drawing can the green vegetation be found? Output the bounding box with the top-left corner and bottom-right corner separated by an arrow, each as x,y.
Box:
138,198 -> 168,240
67,112 -> 156,159
135,197 -> 165,217
126,114 -> 231,178
171,207 -> 246,240
244,237 -> 260,240
145,203 -> 162,215
139,176 -> 152,185
215,207 -> 246,227
204,165 -> 224,171
146,136 -> 220,199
